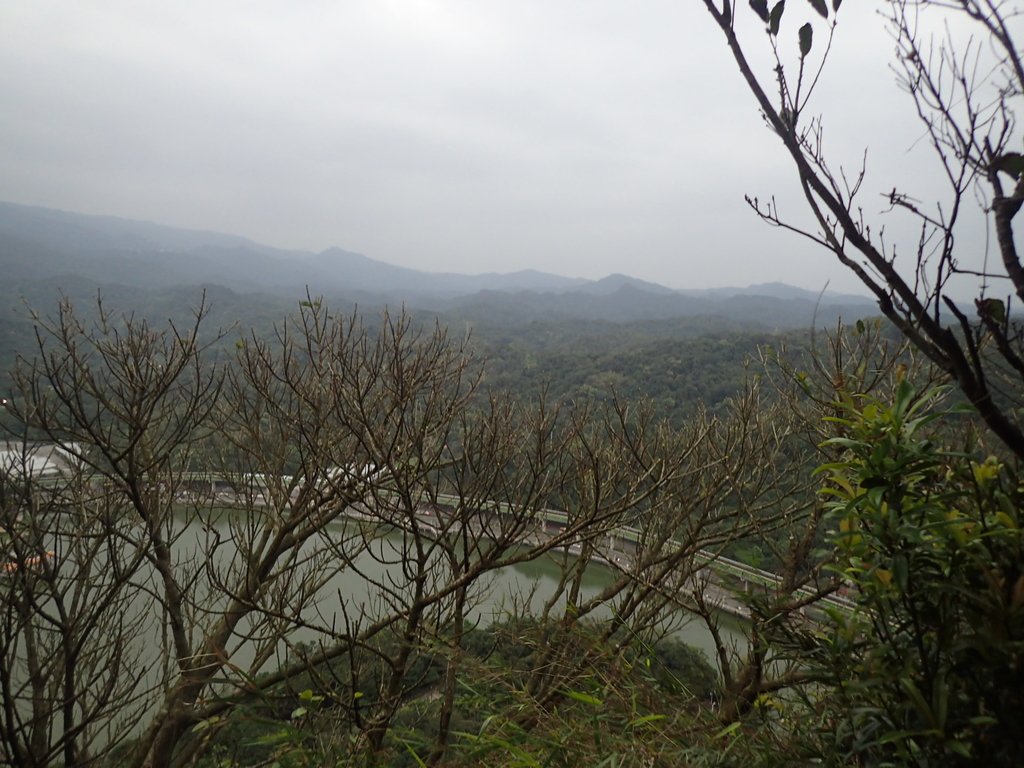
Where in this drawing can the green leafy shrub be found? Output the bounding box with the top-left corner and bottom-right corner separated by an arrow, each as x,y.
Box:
646,637 -> 719,701
810,381 -> 1024,765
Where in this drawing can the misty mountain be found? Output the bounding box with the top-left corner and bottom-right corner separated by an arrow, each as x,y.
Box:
0,201 -> 877,329
681,281 -> 872,304
438,285 -> 874,330
579,274 -> 678,296
306,247 -> 589,298
0,201 -> 589,300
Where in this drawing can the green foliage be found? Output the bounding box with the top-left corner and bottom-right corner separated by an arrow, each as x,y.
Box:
645,637 -> 720,701
808,381 -> 1024,765
182,618 -> 721,768
471,327 -> 786,425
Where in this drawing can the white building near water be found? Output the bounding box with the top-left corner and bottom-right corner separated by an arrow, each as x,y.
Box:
0,442 -> 81,478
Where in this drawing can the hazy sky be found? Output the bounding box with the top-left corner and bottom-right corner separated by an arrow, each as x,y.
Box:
0,2 -> 969,293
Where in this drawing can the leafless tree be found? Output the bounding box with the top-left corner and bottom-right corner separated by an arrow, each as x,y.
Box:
462,375 -> 826,730
0,444 -> 153,766
0,297 -> 497,767
261,380 -> 706,763
7,295 -> 791,767
703,0 -> 1024,459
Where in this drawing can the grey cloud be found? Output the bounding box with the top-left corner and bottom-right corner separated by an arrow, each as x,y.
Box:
0,1 -> 974,294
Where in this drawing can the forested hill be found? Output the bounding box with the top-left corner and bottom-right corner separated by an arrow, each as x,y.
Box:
0,201 -> 876,329
0,201 -> 882,420
469,323 -> 784,423
0,277 -> 821,423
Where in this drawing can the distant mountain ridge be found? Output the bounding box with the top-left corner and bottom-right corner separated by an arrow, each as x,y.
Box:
0,201 -> 877,328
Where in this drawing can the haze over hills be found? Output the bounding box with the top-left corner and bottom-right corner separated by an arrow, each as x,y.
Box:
0,201 -> 877,328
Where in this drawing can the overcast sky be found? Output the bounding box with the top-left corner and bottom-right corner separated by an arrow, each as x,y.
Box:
0,2 -> 973,293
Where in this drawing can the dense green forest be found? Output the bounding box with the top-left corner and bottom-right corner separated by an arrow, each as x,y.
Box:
470,324 -> 779,423
0,279 -> 810,424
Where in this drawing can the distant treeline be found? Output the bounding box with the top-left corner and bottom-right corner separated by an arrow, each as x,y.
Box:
0,279 -> 867,424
